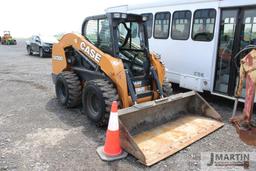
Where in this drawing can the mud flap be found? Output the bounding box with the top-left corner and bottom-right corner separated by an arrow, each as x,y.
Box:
118,91 -> 224,166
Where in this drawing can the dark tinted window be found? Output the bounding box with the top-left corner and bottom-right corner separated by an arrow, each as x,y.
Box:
192,9 -> 216,41
214,10 -> 238,93
141,13 -> 153,38
171,10 -> 191,40
154,12 -> 171,39
242,9 -> 256,46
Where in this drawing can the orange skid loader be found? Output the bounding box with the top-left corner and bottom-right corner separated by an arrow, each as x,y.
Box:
52,13 -> 223,165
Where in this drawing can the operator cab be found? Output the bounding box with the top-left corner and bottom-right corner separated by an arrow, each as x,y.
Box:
82,13 -> 154,101
82,13 -> 150,78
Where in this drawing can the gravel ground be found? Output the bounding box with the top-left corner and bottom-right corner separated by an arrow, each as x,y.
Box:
0,40 -> 255,171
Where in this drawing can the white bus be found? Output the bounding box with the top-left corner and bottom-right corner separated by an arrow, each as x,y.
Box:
106,0 -> 256,99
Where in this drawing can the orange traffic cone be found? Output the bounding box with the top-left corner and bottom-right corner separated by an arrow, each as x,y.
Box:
96,101 -> 127,161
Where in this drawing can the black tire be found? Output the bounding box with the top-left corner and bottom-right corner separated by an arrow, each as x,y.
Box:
27,46 -> 32,55
39,47 -> 45,58
162,81 -> 173,97
55,71 -> 82,108
82,79 -> 119,126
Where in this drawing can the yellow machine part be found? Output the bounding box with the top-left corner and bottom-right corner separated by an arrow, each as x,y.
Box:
52,33 -> 165,108
2,31 -> 12,40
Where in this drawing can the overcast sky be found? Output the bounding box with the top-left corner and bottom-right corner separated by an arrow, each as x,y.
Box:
0,0 -> 160,38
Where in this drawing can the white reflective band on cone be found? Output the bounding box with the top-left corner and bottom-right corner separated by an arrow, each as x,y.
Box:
108,112 -> 119,131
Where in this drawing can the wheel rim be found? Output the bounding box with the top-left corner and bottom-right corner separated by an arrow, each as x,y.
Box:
58,81 -> 67,103
86,91 -> 101,117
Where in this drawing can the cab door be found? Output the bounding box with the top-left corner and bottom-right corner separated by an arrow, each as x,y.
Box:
214,7 -> 256,97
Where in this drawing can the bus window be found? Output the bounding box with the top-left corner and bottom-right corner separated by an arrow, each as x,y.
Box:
141,13 -> 153,38
214,10 -> 238,94
241,9 -> 256,47
171,10 -> 191,40
153,12 -> 171,39
192,9 -> 216,41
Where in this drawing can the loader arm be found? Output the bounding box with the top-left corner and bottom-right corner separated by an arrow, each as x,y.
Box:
52,33 -> 131,107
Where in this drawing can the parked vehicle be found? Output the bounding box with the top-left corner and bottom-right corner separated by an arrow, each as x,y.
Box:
106,0 -> 256,100
26,35 -> 58,57
1,31 -> 16,45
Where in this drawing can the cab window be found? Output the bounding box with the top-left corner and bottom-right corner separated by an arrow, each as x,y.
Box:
118,22 -> 143,49
98,19 -> 112,52
85,20 -> 98,44
84,18 -> 112,53
192,9 -> 216,41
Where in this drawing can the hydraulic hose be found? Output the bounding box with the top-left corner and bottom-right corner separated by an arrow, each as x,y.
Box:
233,45 -> 256,71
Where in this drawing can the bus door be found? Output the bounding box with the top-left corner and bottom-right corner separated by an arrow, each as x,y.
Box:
214,7 -> 256,97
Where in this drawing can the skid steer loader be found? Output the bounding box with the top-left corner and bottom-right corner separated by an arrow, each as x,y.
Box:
52,13 -> 223,166
1,31 -> 16,45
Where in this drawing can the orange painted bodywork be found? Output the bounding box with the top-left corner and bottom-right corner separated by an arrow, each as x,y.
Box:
52,33 -> 165,108
149,52 -> 165,86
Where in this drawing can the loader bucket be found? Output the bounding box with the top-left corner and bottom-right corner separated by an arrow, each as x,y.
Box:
118,91 -> 223,166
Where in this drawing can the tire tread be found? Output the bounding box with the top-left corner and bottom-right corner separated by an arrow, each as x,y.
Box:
57,71 -> 81,108
83,79 -> 119,126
